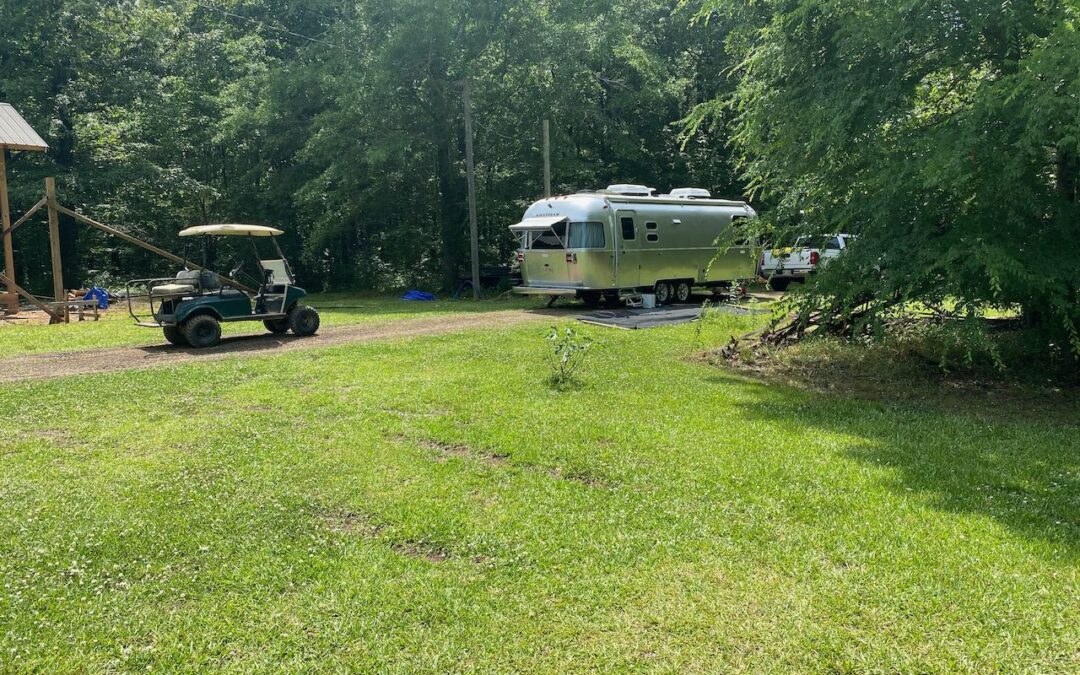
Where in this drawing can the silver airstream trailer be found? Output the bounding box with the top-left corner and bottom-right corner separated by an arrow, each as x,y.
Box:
510,185 -> 758,305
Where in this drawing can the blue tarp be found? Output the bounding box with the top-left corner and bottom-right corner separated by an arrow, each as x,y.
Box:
401,290 -> 437,301
83,287 -> 110,310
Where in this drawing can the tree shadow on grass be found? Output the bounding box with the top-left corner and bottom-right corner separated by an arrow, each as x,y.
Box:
704,370 -> 1080,559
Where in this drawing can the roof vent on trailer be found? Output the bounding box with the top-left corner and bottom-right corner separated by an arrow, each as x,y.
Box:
668,188 -> 712,199
603,184 -> 656,196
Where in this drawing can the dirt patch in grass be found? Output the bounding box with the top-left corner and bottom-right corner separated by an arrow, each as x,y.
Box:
391,541 -> 451,563
392,434 -> 510,467
317,508 -> 386,537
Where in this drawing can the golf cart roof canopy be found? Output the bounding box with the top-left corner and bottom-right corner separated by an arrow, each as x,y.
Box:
178,224 -> 284,237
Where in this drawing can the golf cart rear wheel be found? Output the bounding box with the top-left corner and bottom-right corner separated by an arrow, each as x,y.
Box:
288,305 -> 320,337
183,314 -> 222,349
163,325 -> 187,346
654,281 -> 673,305
263,318 -> 288,334
673,281 -> 692,304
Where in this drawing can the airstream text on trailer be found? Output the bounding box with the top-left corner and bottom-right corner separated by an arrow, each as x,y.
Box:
510,185 -> 758,305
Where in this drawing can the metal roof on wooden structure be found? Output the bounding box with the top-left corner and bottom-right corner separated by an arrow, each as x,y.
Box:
0,104 -> 48,152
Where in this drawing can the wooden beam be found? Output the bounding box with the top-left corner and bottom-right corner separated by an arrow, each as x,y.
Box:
0,196 -> 46,239
54,205 -> 256,294
46,178 -> 63,303
0,272 -> 63,320
0,150 -> 15,313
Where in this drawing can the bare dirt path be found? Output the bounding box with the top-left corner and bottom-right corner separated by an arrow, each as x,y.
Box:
0,309 -> 568,384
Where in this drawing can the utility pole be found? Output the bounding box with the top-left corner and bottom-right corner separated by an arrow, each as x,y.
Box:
542,118 -> 551,198
463,79 -> 481,300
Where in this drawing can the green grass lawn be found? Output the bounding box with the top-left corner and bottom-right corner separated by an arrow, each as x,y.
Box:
0,307 -> 1076,671
0,293 -> 543,357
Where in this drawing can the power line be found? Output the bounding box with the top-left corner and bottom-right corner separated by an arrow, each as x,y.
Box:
188,0 -> 361,55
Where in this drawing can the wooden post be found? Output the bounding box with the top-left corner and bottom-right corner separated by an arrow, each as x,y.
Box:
0,150 -> 16,313
543,119 -> 551,198
46,177 -> 64,304
462,79 -> 481,300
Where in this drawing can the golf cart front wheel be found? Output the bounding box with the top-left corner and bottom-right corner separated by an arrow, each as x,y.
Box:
263,318 -> 288,334
288,306 -> 320,337
183,314 -> 222,348
163,325 -> 187,346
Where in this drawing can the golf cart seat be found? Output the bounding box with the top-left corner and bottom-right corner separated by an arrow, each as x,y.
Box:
150,269 -> 222,298
151,282 -> 196,298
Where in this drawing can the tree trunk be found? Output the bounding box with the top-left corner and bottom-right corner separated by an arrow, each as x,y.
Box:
436,122 -> 466,292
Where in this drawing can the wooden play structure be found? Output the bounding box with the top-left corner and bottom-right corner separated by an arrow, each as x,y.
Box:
0,102 -> 236,324
0,103 -> 49,317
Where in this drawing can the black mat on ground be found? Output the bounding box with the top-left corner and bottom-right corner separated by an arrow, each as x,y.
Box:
578,304 -> 768,329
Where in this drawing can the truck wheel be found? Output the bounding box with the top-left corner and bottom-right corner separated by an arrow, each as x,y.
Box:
673,281 -> 692,304
288,305 -> 320,337
767,278 -> 791,292
263,318 -> 288,334
163,326 -> 187,346
183,314 -> 222,348
654,281 -> 673,305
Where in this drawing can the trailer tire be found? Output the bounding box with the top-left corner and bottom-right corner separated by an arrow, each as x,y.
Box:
163,326 -> 187,347
288,305 -> 320,337
183,314 -> 222,348
673,281 -> 692,304
654,281 -> 673,305
767,278 -> 791,292
263,318 -> 288,334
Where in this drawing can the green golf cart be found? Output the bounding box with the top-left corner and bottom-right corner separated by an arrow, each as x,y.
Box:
127,224 -> 320,348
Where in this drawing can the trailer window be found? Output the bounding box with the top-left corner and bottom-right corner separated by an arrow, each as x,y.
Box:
646,233 -> 659,243
567,222 -> 606,249
645,221 -> 658,230
527,221 -> 567,249
620,217 -> 635,240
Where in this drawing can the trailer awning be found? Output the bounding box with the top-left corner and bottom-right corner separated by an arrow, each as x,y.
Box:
508,216 -> 568,232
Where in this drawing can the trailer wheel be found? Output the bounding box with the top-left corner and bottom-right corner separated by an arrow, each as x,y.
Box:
673,281 -> 692,304
163,326 -> 187,347
654,281 -> 673,305
288,305 -> 320,337
183,314 -> 222,349
767,278 -> 791,292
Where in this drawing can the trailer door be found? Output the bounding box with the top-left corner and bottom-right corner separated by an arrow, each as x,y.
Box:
615,211 -> 641,288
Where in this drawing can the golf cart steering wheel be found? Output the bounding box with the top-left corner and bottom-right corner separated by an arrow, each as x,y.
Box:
229,260 -> 245,278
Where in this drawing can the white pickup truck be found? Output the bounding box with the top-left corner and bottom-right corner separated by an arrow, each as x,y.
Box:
759,234 -> 854,291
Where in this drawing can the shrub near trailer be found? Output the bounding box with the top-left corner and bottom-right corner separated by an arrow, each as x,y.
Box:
127,224 -> 319,348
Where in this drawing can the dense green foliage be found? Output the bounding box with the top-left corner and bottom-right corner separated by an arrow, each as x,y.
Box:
0,0 -> 738,291
3,0 -> 1077,354
691,0 -> 1080,357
